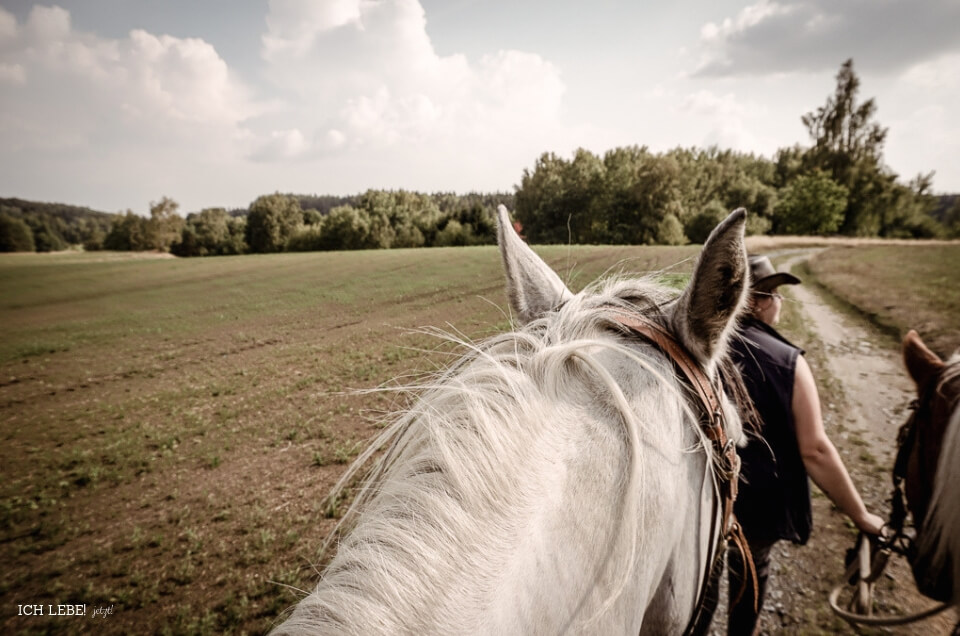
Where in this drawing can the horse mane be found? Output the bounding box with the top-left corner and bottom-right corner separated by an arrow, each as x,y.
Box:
919,351 -> 960,599
276,274 -> 743,633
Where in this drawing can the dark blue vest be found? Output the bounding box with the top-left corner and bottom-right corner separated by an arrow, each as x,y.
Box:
730,317 -> 812,544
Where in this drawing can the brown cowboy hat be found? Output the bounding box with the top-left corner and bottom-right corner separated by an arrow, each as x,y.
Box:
749,255 -> 801,292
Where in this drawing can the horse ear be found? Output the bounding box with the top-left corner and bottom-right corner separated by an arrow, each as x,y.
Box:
670,208 -> 748,372
903,329 -> 944,390
496,205 -> 573,324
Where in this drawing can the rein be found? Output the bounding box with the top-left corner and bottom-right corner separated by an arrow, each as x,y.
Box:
828,392 -> 951,627
609,311 -> 757,635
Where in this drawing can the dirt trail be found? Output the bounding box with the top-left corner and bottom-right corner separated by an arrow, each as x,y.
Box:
781,250 -> 913,472
711,249 -> 956,635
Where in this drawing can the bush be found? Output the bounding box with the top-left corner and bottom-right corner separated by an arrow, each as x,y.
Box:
655,213 -> 687,245
286,226 -> 325,252
435,220 -> 474,247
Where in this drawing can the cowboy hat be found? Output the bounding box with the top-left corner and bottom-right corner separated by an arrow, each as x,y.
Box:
748,255 -> 801,292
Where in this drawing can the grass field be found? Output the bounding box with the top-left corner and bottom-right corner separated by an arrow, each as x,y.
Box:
1,241 -> 956,634
800,244 -> 960,357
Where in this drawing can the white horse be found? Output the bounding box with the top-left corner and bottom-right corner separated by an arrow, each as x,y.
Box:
272,207 -> 750,635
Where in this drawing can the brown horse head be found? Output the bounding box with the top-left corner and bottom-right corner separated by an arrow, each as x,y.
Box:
902,330 -> 949,527
900,330 -> 960,601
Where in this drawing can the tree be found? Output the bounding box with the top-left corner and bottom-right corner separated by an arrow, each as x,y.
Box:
303,209 -> 323,226
773,171 -> 848,235
317,206 -> 372,250
593,145 -> 651,244
24,214 -> 66,251
0,213 -> 35,251
944,198 -> 960,238
245,193 -> 303,253
627,154 -> 686,245
514,149 -> 605,244
877,173 -> 943,238
171,208 -> 246,256
146,196 -> 184,251
685,200 -> 729,245
801,59 -> 892,235
104,211 -> 150,250
668,146 -> 777,232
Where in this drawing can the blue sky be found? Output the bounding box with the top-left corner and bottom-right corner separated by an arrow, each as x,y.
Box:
1,0 -> 958,213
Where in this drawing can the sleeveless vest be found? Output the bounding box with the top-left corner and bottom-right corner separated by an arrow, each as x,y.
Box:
730,317 -> 812,544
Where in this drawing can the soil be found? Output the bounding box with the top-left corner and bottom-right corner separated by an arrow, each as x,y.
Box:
708,249 -> 957,635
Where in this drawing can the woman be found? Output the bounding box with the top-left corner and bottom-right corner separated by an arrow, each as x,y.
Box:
714,255 -> 885,635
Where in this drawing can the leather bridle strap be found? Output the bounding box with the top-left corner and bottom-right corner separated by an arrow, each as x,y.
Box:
608,311 -> 758,634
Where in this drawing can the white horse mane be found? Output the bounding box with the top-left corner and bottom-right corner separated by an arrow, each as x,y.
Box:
272,207 -> 749,635
274,277 -> 738,634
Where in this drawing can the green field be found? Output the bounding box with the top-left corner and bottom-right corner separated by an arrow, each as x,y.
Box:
0,245 -> 700,635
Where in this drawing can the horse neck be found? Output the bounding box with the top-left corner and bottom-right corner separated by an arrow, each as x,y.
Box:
918,359 -> 960,600
274,334 -> 714,635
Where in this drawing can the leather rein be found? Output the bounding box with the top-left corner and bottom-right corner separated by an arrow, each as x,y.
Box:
609,311 -> 757,635
828,386 -> 951,627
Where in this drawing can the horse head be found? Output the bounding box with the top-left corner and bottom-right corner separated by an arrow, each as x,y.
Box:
273,207 -> 750,635
900,330 -> 960,601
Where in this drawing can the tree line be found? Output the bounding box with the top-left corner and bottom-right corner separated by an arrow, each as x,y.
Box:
513,60 -> 956,244
0,191 -> 512,255
2,60 -> 958,255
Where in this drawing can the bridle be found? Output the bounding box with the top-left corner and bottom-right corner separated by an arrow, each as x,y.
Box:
609,311 -> 757,636
887,392 -> 931,563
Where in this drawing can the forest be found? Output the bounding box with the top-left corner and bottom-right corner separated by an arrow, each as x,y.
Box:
2,60 -> 958,255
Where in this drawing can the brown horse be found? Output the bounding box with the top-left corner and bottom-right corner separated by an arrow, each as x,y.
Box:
899,330 -> 960,603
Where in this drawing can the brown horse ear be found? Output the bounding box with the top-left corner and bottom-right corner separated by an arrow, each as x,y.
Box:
903,329 -> 944,390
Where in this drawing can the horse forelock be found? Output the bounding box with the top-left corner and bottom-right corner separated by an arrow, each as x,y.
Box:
275,275 -> 740,634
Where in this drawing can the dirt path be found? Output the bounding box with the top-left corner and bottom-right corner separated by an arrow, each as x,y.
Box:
711,249 -> 956,635
782,249 -> 913,476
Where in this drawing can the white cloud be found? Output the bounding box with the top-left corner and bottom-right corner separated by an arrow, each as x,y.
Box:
0,7 -> 17,39
694,0 -> 960,77
902,53 -> 960,90
0,5 -> 264,210
680,90 -> 772,152
0,1 -> 581,208
884,53 -> 960,188
250,0 -> 569,166
262,0 -> 363,59
0,5 -> 255,149
251,128 -> 309,161
0,62 -> 25,84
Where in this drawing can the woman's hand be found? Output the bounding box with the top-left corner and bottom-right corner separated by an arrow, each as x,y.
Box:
854,511 -> 886,536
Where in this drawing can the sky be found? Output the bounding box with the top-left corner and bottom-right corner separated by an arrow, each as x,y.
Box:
0,0 -> 958,214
